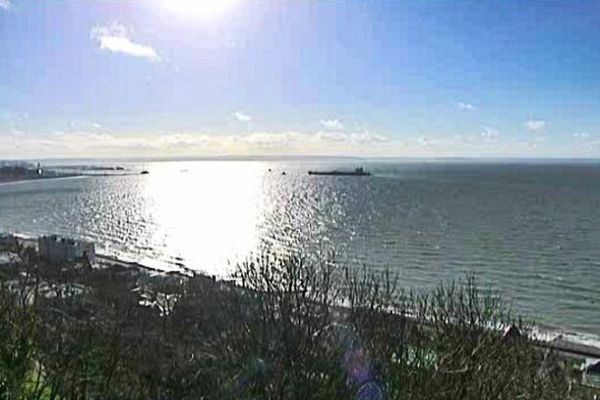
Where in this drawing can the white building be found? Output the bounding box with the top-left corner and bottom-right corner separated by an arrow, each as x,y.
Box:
38,235 -> 95,264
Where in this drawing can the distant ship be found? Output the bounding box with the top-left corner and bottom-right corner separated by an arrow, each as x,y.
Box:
308,167 -> 371,176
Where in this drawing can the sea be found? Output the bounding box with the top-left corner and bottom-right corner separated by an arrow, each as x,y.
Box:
1,158 -> 599,345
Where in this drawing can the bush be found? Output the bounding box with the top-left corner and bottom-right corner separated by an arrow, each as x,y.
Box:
0,250 -> 595,399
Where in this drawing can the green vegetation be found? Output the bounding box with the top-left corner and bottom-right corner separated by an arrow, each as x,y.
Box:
0,244 -> 597,400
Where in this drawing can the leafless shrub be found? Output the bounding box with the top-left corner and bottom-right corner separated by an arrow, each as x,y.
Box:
0,250 -> 595,399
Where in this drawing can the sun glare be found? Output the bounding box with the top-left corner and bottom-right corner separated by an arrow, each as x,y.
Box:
162,0 -> 240,20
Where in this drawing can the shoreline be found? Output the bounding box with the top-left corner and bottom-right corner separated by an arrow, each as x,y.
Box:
0,173 -> 83,185
76,256 -> 600,362
0,172 -> 142,186
56,254 -> 600,361
2,232 -> 600,363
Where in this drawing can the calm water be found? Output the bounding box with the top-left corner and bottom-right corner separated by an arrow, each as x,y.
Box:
1,160 -> 599,339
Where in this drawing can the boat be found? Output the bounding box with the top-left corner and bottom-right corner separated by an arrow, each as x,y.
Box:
308,167 -> 371,176
140,170 -> 150,175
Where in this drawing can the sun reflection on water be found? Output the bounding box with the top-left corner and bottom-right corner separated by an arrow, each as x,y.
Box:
142,161 -> 267,275
3,161 -> 600,335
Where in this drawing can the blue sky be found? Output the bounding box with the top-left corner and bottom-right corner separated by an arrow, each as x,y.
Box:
1,0 -> 599,158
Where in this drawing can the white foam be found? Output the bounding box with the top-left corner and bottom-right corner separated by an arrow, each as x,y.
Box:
530,325 -> 600,353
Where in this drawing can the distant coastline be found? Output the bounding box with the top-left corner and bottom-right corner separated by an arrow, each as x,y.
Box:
0,173 -> 83,185
0,162 -> 82,185
0,162 -> 136,184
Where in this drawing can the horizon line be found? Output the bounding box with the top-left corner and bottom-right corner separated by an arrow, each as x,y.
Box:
3,155 -> 600,163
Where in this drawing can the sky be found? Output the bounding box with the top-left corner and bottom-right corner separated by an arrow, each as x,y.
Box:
1,0 -> 599,159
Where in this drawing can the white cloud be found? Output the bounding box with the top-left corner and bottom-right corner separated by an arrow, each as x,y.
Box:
13,127 -> 600,159
155,133 -> 205,148
416,136 -> 437,147
316,130 -> 387,144
573,132 -> 590,140
315,131 -> 348,142
0,129 -> 394,159
320,119 -> 345,130
237,131 -> 304,148
533,136 -> 546,143
480,127 -> 499,140
90,23 -> 160,61
233,112 -> 252,122
9,128 -> 25,137
0,0 -> 10,11
349,131 -> 388,143
525,119 -> 546,133
458,102 -> 477,111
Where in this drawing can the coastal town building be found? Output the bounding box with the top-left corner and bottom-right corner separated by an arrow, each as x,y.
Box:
0,233 -> 19,251
38,235 -> 96,264
0,234 -> 19,265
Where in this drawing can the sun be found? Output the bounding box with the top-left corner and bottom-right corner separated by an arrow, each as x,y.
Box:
162,0 -> 240,20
